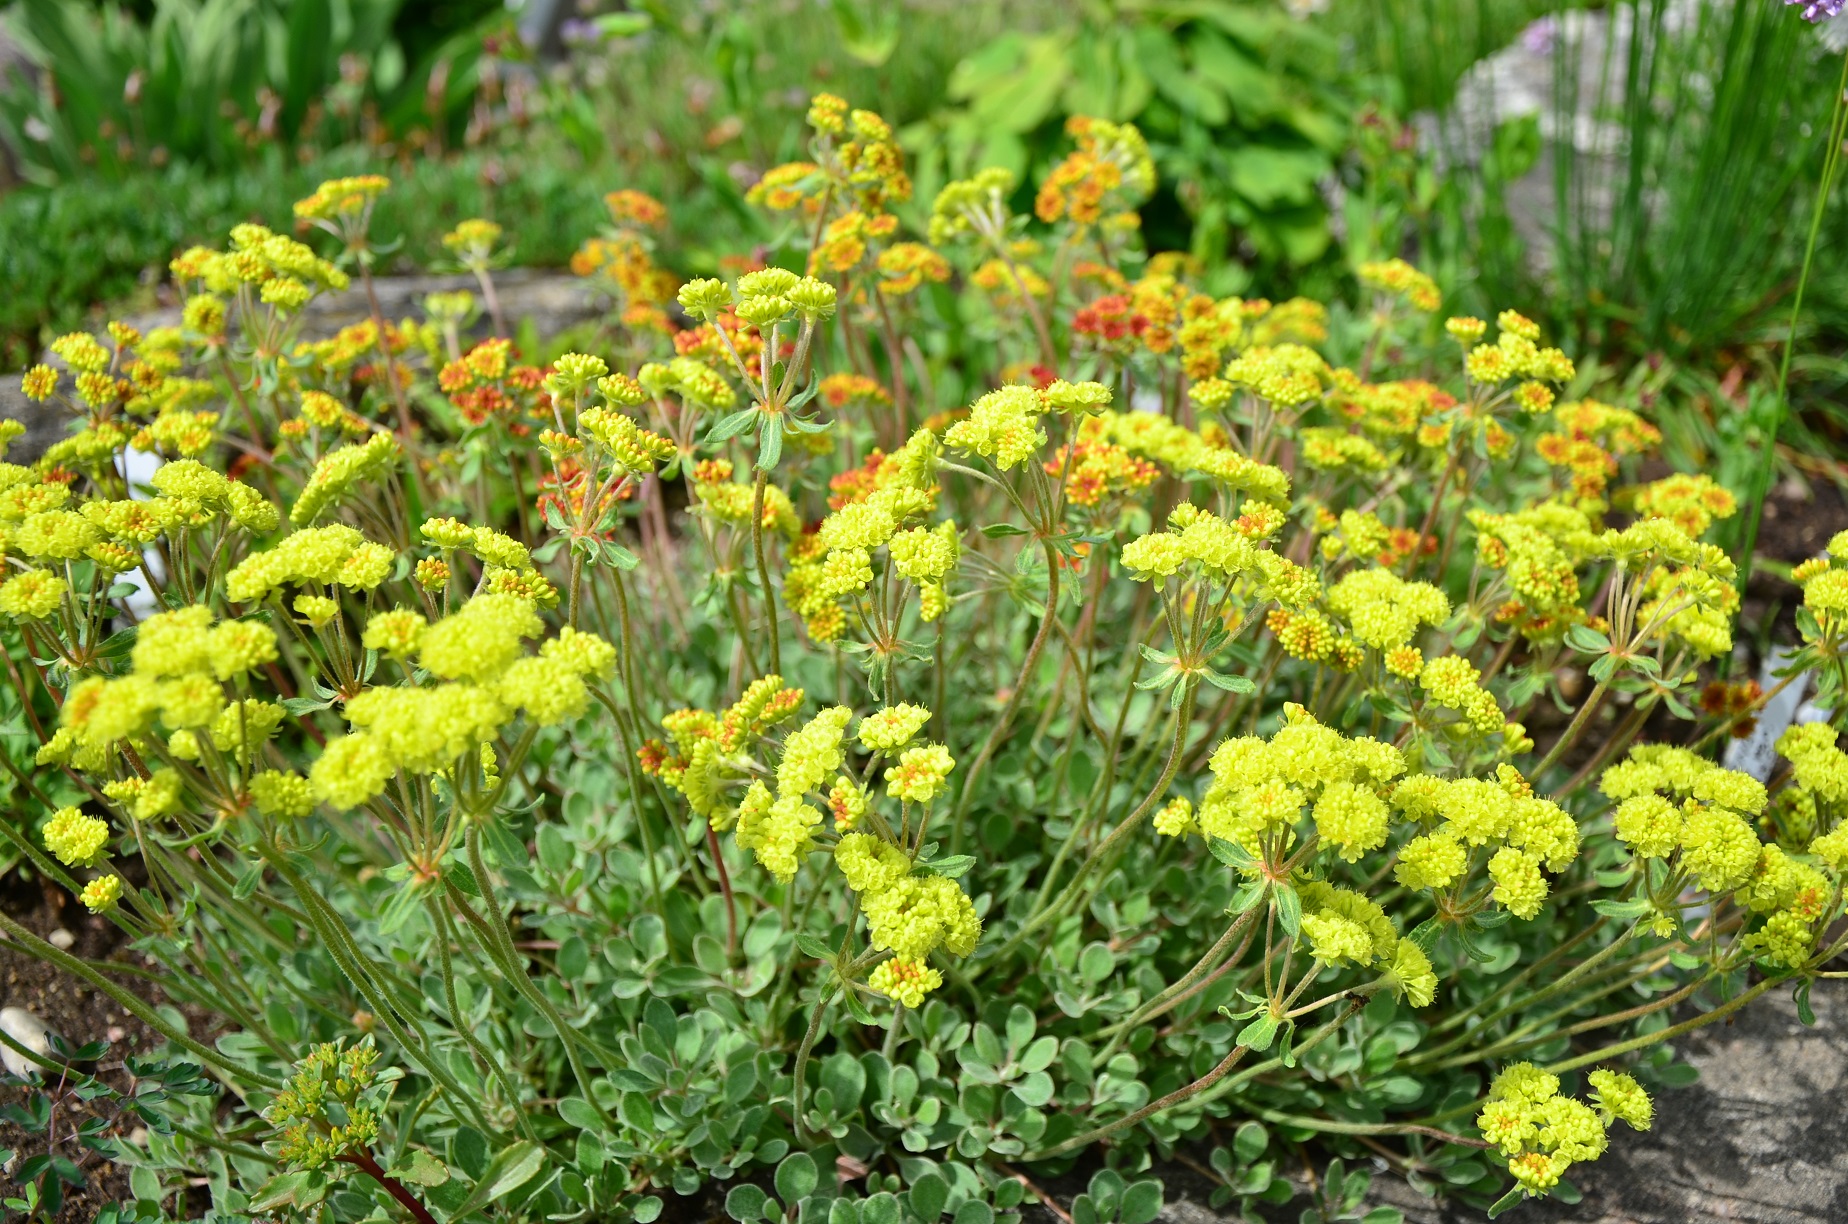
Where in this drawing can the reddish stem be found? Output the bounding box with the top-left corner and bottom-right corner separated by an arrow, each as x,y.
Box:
340,1148 -> 438,1224
707,826 -> 738,957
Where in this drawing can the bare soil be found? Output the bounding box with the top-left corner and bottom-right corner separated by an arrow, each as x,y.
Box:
0,872 -> 163,1223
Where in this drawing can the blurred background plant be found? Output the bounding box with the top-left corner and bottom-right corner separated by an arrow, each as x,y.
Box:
911,0 -> 1352,292
0,0 -> 503,183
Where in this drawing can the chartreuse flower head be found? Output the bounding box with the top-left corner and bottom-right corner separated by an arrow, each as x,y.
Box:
886,743 -> 954,804
1181,707 -> 1428,891
859,704 -> 931,754
1120,503 -> 1258,590
868,958 -> 941,1008
265,1039 -> 387,1171
81,874 -> 124,913
928,167 -> 1016,246
833,832 -> 981,1009
1327,568 -> 1449,652
1600,744 -> 1780,918
944,386 -> 1044,471
44,808 -> 110,868
1383,770 -> 1578,919
1478,1061 -> 1647,1202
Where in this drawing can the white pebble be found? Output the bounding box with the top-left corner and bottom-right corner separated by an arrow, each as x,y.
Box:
0,1007 -> 56,1077
47,929 -> 75,951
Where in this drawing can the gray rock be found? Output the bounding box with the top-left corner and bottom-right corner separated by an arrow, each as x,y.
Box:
0,379 -> 71,467
109,268 -> 598,340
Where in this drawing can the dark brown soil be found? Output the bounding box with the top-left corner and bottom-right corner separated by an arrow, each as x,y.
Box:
0,872 -> 163,1223
1754,479 -> 1848,565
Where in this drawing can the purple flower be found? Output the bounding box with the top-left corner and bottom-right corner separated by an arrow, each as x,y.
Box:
1788,0 -> 1846,21
1522,15 -> 1558,56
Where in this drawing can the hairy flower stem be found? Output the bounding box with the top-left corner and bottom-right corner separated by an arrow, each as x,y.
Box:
1531,677 -> 1611,778
469,265 -> 509,339
1021,625 -> 1156,920
280,871 -> 492,1133
998,682 -> 1197,962
1542,970 -> 1784,1077
750,468 -> 781,676
423,895 -> 537,1143
1553,696 -> 1658,800
457,829 -> 618,1128
360,262 -> 415,442
1028,1041 -> 1252,1160
1093,906 -> 1260,1065
791,981 -> 841,1145
1427,919 -> 1605,1037
1409,924 -> 1636,1067
1440,967 -> 1708,1072
707,826 -> 739,957
1030,993 -> 1364,1162
950,539 -> 1062,852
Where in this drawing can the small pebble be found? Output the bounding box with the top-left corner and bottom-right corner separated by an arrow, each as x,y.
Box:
47,929 -> 75,951
107,1025 -> 126,1043
0,1006 -> 57,1077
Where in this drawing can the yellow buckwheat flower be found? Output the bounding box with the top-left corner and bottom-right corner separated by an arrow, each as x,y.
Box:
81,875 -> 125,913
44,808 -> 110,868
859,704 -> 931,754
886,744 -> 955,804
868,958 -> 942,1008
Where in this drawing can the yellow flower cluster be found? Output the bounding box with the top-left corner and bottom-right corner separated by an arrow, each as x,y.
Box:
1181,705 -> 1403,861
1093,411 -> 1291,506
308,596 -> 615,810
1393,766 -> 1578,919
731,706 -> 853,881
291,432 -> 401,526
835,832 -> 980,1002
44,807 -> 111,868
1462,312 -> 1575,389
227,524 -> 394,604
1477,1064 -> 1648,1196
1119,502 -> 1268,589
1295,882 -> 1437,1006
56,607 -> 279,768
1601,743 -> 1824,952
1357,258 -> 1442,312
1417,655 -> 1508,738
1326,567 -> 1449,652
1223,343 -> 1330,408
944,386 -> 1045,472
785,431 -> 948,640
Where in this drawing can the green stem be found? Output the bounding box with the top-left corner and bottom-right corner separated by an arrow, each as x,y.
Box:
283,871 -> 492,1134
0,909 -> 279,1089
424,895 -> 536,1142
1541,972 -> 1783,1076
1531,677 -> 1609,778
750,467 -> 781,677
464,825 -> 618,1127
1737,47 -> 1848,594
999,681 -> 1197,960
951,539 -> 1062,851
791,981 -> 841,1146
1094,906 -> 1260,1065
